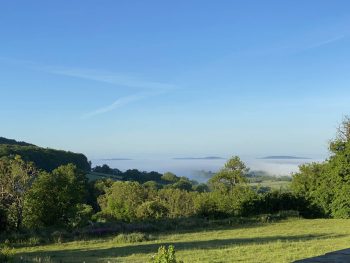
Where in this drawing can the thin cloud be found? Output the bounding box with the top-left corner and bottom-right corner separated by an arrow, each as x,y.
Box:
304,35 -> 345,50
0,58 -> 176,91
50,68 -> 177,91
82,93 -> 149,119
47,67 -> 177,118
50,68 -> 175,118
0,58 -> 176,118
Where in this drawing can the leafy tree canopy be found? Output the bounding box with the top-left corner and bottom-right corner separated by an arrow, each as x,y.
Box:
0,137 -> 90,172
209,156 -> 248,192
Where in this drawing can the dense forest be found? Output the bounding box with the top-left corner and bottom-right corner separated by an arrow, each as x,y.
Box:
2,117 -> 350,261
0,138 -> 90,172
0,137 -> 35,147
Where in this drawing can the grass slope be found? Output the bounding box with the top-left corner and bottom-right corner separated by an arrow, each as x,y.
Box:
13,219 -> 350,262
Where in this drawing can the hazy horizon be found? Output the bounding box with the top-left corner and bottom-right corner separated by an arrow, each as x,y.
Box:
91,154 -> 326,179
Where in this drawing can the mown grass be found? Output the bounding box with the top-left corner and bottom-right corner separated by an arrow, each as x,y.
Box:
11,219 -> 350,262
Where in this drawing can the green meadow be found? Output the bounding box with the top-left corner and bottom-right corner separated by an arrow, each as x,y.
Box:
13,219 -> 350,263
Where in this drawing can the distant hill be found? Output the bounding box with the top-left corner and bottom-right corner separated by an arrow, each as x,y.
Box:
0,137 -> 90,172
0,137 -> 36,147
260,156 -> 311,160
174,156 -> 224,160
100,158 -> 132,161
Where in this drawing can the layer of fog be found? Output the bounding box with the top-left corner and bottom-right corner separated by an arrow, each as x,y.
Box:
92,155 -> 325,182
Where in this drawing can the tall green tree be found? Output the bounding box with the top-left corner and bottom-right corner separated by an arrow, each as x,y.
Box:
161,172 -> 180,184
158,188 -> 197,218
209,156 -> 248,192
0,155 -> 37,229
292,116 -> 350,218
24,163 -> 88,228
99,181 -> 146,222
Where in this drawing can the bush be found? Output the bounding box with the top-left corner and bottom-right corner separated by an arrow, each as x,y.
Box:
0,231 -> 50,247
91,211 -> 116,223
258,210 -> 300,223
0,205 -> 8,233
2,232 -> 26,245
151,245 -> 183,263
136,201 -> 168,220
194,192 -> 230,219
277,210 -> 300,218
114,232 -> 153,243
0,247 -> 14,263
242,191 -> 318,218
331,184 -> 350,218
27,236 -> 43,246
100,181 -> 146,222
16,256 -> 53,262
24,164 -> 88,229
51,230 -> 70,243
69,204 -> 94,228
158,189 -> 197,218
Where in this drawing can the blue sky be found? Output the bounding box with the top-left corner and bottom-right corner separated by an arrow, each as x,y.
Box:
1,1 -> 350,159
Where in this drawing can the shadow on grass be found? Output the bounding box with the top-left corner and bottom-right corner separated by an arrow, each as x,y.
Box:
16,233 -> 344,262
160,222 -> 269,236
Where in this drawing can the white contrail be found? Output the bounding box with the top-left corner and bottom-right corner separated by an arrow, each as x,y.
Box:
50,68 -> 176,91
306,35 -> 345,49
82,93 -> 149,119
0,58 -> 177,118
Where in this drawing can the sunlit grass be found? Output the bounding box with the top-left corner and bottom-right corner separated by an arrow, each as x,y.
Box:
13,219 -> 350,262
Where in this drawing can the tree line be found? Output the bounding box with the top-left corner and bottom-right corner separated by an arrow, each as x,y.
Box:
0,140 -> 91,172
91,164 -> 209,191
291,116 -> 350,218
1,116 -> 350,237
0,155 -> 308,234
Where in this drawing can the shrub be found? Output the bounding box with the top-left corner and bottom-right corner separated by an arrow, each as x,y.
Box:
17,256 -> 53,262
69,203 -> 94,228
194,192 -> 230,219
136,201 -> 168,220
24,164 -> 88,228
0,247 -> 14,263
151,245 -> 183,263
143,181 -> 162,190
171,179 -> 193,191
0,204 -> 8,233
277,210 -> 300,218
331,184 -> 350,218
2,232 -> 28,245
114,232 -> 152,243
161,172 -> 180,184
258,210 -> 300,223
27,236 -> 42,246
158,189 -> 197,218
91,211 -> 116,223
101,181 -> 146,222
51,230 -> 70,243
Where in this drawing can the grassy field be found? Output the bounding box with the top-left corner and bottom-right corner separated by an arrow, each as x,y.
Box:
11,219 -> 350,262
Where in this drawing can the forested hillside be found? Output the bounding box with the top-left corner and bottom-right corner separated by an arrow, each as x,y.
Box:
0,137 -> 35,146
0,137 -> 90,172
